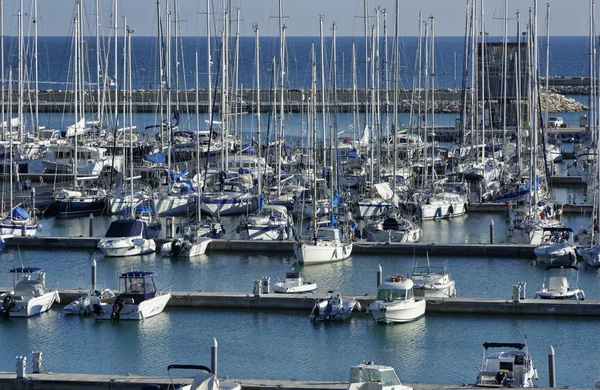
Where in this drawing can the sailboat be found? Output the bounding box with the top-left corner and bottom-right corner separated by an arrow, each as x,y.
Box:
294,41 -> 352,266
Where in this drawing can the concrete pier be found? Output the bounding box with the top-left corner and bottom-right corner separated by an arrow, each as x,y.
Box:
4,236 -> 538,258
0,372 -> 591,390
47,289 -> 600,318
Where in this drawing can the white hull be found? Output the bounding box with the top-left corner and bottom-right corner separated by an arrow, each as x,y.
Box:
273,283 -> 317,294
413,282 -> 456,298
97,237 -> 156,257
419,201 -> 467,220
295,241 -> 352,265
0,221 -> 39,237
161,238 -> 212,257
0,291 -> 59,317
368,298 -> 425,323
95,293 -> 171,320
367,227 -> 421,243
154,195 -> 191,216
534,244 -> 577,265
243,225 -> 290,240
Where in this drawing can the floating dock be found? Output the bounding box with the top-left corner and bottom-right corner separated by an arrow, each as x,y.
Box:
4,236 -> 538,258
48,289 -> 600,318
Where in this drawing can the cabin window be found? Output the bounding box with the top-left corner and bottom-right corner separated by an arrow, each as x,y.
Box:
380,370 -> 401,387
377,288 -> 408,300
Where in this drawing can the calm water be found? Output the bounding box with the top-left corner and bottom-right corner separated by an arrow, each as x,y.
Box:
0,212 -> 599,387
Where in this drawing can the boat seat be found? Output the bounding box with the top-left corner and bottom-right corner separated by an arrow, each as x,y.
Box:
548,276 -> 568,293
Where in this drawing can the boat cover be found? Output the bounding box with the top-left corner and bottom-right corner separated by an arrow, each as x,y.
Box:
12,207 -> 30,219
105,220 -> 151,239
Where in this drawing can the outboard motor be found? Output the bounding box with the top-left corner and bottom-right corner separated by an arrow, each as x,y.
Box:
111,295 -> 125,320
0,294 -> 15,317
172,239 -> 182,256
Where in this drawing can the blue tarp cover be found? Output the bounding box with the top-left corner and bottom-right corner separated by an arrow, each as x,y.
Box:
12,207 -> 30,219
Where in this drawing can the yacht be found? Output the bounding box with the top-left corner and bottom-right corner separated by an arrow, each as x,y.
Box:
169,364 -> 241,390
475,342 -> 538,387
93,271 -> 171,320
0,206 -> 40,236
411,259 -> 456,299
535,265 -> 585,300
273,272 -> 317,294
239,204 -> 295,241
310,291 -> 359,322
534,227 -> 577,265
97,219 -> 156,257
0,267 -> 60,317
368,275 -> 425,324
363,213 -> 421,243
348,361 -> 413,390
294,222 -> 353,265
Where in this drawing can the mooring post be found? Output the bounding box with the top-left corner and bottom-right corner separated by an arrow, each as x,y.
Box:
489,220 -> 495,244
89,213 -> 94,237
92,259 -> 97,292
211,338 -> 218,378
377,264 -> 382,287
548,345 -> 556,388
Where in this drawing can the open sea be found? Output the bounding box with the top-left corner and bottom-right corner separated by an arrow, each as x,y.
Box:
0,34 -> 598,387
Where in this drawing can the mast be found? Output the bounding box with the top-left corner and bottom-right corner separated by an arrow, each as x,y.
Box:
332,21 -> 338,198
502,0 -> 509,151
74,5 -> 80,188
480,0 -> 486,163
278,0 -> 285,197
430,15 -> 436,180
114,0 -> 119,141
0,0 -> 3,140
311,42 -> 318,240
195,49 -> 201,220
544,3 -> 550,130
127,23 -> 134,219
18,0 -> 23,142
393,0 -> 399,187
34,0 -> 39,134
254,24 -> 261,208
320,15 -> 326,170
95,0 -> 101,127
352,42 -> 357,140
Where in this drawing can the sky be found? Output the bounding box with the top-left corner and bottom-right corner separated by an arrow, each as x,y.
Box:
0,0 -> 593,37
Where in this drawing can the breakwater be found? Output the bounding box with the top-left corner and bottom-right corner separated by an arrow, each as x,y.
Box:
9,88 -> 585,114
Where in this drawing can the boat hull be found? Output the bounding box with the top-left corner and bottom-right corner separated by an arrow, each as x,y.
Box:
295,241 -> 353,265
95,293 -> 171,320
97,237 -> 156,257
368,298 -> 425,324
0,291 -> 59,317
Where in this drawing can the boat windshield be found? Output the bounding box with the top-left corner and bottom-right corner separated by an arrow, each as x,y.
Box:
377,288 -> 412,300
350,367 -> 401,387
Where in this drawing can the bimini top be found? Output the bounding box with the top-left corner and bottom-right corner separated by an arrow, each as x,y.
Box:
9,267 -> 42,273
120,271 -> 154,278
483,342 -> 526,350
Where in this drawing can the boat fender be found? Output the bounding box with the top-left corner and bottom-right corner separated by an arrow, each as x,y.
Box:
236,225 -> 240,234
448,204 -> 454,214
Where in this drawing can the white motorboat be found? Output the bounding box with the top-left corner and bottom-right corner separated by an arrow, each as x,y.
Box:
535,265 -> 585,300
475,342 -> 538,387
239,204 -> 295,240
161,236 -> 212,258
410,256 -> 456,299
273,272 -> 317,294
368,275 -> 425,324
347,361 -> 413,390
534,227 -> 577,265
168,364 -> 241,390
63,288 -> 115,315
310,291 -> 360,322
97,219 -> 156,257
93,271 -> 171,320
0,267 -> 60,317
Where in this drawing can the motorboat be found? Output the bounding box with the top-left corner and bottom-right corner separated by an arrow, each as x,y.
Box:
533,227 -> 577,265
120,204 -> 162,238
168,364 -> 241,390
97,219 -> 156,257
347,361 -> 413,390
535,265 -> 585,300
0,267 -> 60,317
273,272 -> 317,294
367,275 -> 425,324
410,256 -> 456,299
161,236 -> 212,258
310,291 -> 360,322
63,288 -> 115,315
93,271 -> 171,320
475,342 -> 538,387
239,204 -> 295,240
